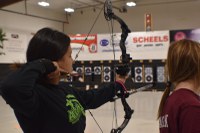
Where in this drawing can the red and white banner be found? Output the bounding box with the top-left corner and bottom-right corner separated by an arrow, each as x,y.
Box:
70,34 -> 97,53
71,31 -> 170,60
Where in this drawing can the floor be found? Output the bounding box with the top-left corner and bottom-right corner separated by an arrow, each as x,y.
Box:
0,96 -> 22,133
0,91 -> 162,133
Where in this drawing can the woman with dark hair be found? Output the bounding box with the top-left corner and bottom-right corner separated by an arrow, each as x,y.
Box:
158,39 -> 200,133
0,27 -> 127,133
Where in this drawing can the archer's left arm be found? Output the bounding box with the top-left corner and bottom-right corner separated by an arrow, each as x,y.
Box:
74,82 -> 123,109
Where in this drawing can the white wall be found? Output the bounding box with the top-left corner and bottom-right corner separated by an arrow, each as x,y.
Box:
65,1 -> 200,34
0,1 -> 199,34
0,2 -> 66,33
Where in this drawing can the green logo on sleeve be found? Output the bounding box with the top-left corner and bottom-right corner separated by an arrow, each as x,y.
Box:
66,94 -> 85,124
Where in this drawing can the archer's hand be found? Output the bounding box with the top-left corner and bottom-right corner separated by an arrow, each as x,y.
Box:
46,61 -> 69,84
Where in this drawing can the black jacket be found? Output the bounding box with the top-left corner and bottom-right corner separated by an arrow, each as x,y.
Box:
1,59 -> 121,133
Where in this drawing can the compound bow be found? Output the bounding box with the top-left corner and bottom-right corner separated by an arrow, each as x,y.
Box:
104,0 -> 134,132
73,0 -> 153,132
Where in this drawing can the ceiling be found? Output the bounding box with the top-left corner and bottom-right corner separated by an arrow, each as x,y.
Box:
25,0 -> 198,12
0,0 -> 24,8
26,0 -> 132,13
1,0 -> 198,13
28,0 -> 107,10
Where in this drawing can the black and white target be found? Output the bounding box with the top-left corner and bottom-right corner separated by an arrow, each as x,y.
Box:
76,67 -> 83,74
145,67 -> 153,83
94,66 -> 101,75
103,66 -> 111,82
85,67 -> 92,75
157,66 -> 165,83
134,67 -> 143,83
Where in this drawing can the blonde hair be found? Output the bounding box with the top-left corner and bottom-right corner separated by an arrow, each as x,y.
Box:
157,39 -> 200,119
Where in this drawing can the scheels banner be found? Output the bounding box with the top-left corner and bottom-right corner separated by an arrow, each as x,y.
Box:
127,31 -> 169,59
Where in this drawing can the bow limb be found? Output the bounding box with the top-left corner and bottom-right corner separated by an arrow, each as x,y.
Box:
112,14 -> 131,64
110,84 -> 134,133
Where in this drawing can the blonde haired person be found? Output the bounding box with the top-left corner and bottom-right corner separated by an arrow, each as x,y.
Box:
158,39 -> 200,133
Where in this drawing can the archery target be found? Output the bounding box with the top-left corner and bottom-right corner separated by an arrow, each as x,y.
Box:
103,66 -> 111,82
157,66 -> 165,83
60,75 -> 73,82
135,67 -> 143,83
85,67 -> 92,75
94,66 -> 101,75
66,75 -> 73,82
104,67 -> 110,73
76,67 -> 83,74
144,67 -> 153,83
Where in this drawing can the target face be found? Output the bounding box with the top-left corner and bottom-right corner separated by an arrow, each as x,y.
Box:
85,67 -> 92,75
76,67 -> 83,74
135,67 -> 143,83
94,66 -> 101,75
157,66 -> 165,83
103,66 -> 111,82
145,67 -> 153,83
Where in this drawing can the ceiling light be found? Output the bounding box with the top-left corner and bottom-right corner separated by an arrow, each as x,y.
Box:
38,1 -> 50,7
126,2 -> 136,7
64,8 -> 75,13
